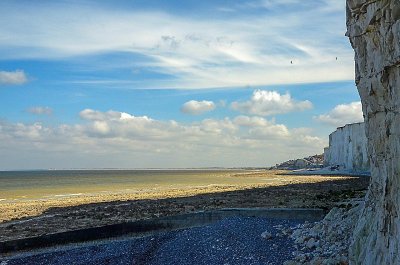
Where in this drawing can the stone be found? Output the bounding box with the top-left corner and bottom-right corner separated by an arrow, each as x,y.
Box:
310,257 -> 324,265
282,227 -> 293,235
283,261 -> 297,265
292,250 -> 303,256
292,229 -> 302,238
295,254 -> 307,263
283,200 -> 363,264
322,258 -> 339,265
260,230 -> 273,240
295,235 -> 308,244
346,0 -> 400,264
306,238 -> 319,249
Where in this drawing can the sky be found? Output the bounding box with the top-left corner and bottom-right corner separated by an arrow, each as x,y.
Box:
0,0 -> 364,170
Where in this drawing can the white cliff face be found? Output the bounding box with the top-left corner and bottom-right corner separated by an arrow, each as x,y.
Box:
324,122 -> 369,172
346,0 -> 400,264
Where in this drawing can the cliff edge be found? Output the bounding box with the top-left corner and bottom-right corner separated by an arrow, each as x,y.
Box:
324,122 -> 369,173
346,0 -> 400,264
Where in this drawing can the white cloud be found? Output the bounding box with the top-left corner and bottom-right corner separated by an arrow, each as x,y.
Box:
315,101 -> 364,127
233,116 -> 269,127
233,116 -> 290,139
0,70 -> 27,85
231,89 -> 312,116
0,1 -> 354,88
197,118 -> 237,134
181,100 -> 216,115
79,109 -> 137,121
27,106 -> 53,115
0,110 -> 325,169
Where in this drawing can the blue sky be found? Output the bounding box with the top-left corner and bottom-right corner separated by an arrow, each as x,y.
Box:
0,0 -> 363,169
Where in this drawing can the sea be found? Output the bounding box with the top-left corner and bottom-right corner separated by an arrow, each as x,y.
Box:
0,169 -> 261,202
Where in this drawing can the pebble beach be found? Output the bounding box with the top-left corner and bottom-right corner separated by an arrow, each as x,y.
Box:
0,170 -> 369,242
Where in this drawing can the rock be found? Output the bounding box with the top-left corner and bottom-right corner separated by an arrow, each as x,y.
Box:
260,230 -> 273,240
284,199 -> 363,264
322,258 -> 339,265
282,227 -> 293,235
310,257 -> 324,265
294,235 -> 308,244
283,261 -> 297,265
306,238 -> 319,249
292,250 -> 303,256
346,0 -> 400,264
292,229 -> 302,238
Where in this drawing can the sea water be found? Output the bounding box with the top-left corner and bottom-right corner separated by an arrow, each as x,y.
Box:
0,169 -> 258,201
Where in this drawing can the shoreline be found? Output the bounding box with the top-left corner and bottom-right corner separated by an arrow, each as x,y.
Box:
0,171 -> 370,243
0,169 -> 263,202
285,167 -> 371,177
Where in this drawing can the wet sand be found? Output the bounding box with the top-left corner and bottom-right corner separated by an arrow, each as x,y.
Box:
0,170 -> 370,242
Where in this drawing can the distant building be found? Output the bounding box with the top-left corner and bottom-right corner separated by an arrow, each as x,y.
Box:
271,154 -> 324,170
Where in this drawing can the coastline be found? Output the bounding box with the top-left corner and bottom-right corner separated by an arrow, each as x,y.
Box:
0,170 -> 369,242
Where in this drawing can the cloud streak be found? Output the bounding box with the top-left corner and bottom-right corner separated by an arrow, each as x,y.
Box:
0,0 -> 354,89
27,106 -> 53,115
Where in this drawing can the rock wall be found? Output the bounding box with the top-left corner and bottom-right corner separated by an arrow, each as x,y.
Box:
323,122 -> 369,172
346,0 -> 400,264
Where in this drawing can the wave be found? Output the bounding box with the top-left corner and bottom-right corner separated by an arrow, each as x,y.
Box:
54,193 -> 83,197
45,193 -> 84,198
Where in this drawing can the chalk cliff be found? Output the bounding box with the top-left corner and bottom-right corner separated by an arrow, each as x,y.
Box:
346,0 -> 400,264
323,122 -> 369,172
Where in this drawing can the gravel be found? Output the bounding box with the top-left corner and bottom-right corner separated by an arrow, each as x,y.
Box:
0,217 -> 310,265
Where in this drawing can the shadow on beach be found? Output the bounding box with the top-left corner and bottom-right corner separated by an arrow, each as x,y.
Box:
0,175 -> 370,245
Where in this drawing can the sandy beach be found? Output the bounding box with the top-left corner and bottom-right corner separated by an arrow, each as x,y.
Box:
0,170 -> 369,242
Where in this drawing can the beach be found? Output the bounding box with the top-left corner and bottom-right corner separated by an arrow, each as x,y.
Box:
0,170 -> 369,242
1,217 -> 311,265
